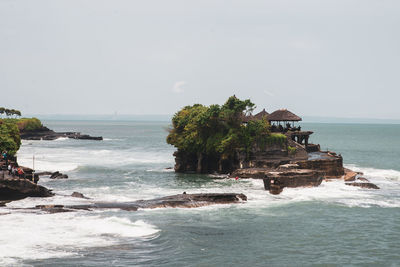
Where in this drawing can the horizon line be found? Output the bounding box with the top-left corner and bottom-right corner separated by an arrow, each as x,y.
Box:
23,113 -> 400,124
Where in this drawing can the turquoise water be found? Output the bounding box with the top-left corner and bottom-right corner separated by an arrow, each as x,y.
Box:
1,121 -> 399,266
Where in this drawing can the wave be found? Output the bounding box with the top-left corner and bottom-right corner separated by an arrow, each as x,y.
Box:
345,164 -> 400,182
0,212 -> 159,266
17,145 -> 174,172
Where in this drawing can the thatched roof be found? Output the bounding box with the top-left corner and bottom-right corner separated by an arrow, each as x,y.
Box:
241,114 -> 254,123
267,109 -> 302,122
253,109 -> 269,120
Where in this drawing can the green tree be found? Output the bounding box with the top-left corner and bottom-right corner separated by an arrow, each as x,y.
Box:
0,121 -> 21,156
167,95 -> 268,163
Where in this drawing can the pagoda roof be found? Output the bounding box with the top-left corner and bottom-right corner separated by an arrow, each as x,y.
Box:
267,109 -> 302,122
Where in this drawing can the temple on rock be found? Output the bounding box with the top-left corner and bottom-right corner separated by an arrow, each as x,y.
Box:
171,105 -> 348,194
236,107 -> 345,194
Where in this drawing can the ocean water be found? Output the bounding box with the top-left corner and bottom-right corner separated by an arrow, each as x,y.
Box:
1,121 -> 399,266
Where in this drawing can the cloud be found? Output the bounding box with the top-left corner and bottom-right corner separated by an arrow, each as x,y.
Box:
263,89 -> 275,96
172,81 -> 186,93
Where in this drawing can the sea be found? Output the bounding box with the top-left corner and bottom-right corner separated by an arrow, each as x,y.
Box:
1,121 -> 399,266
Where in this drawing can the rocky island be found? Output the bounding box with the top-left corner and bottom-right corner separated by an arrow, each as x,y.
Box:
20,125 -> 103,141
167,96 -> 378,194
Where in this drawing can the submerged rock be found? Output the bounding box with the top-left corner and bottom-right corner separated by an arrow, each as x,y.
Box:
71,192 -> 90,199
345,182 -> 379,189
50,171 -> 68,179
35,193 -> 247,213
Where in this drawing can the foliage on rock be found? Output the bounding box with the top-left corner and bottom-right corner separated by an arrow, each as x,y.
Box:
167,96 -> 277,159
0,121 -> 21,156
16,118 -> 43,131
0,108 -> 43,155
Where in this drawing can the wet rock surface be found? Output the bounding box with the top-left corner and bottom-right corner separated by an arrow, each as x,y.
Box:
261,169 -> 324,195
296,153 -> 344,177
0,178 -> 54,201
50,171 -> 68,179
345,182 -> 380,189
20,126 -> 102,141
231,168 -> 323,194
71,192 -> 90,199
34,193 -> 247,213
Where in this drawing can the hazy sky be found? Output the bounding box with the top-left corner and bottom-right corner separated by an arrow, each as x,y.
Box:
1,0 -> 399,119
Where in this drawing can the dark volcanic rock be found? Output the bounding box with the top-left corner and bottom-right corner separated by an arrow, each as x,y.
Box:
20,127 -> 102,141
0,178 -> 54,201
345,182 -> 380,189
231,168 -> 323,194
295,154 -> 344,177
132,193 -> 247,209
71,192 -> 90,199
35,193 -> 247,213
50,171 -> 68,179
262,169 -> 323,194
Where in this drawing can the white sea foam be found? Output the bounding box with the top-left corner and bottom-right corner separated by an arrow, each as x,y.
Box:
0,212 -> 159,266
17,141 -> 174,172
143,165 -> 400,209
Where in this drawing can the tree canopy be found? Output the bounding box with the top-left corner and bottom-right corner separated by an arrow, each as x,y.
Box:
0,107 -> 22,118
0,108 -> 42,156
167,95 -> 273,159
0,121 -> 21,156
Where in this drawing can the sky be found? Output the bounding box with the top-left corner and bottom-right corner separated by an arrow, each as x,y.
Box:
1,0 -> 400,119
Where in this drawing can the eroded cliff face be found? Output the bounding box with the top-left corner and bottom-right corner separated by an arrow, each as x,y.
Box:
173,140 -> 291,174
173,150 -> 239,174
172,137 -> 345,181
295,155 -> 344,177
172,137 -> 313,174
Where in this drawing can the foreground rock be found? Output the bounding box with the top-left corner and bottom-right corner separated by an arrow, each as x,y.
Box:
231,168 -> 323,194
263,169 -> 323,194
50,171 -> 68,179
35,193 -> 247,213
20,126 -> 102,141
36,171 -> 68,179
0,178 -> 54,201
345,182 -> 380,189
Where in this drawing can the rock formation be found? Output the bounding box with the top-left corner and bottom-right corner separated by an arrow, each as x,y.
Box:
0,178 -> 54,201
49,171 -> 68,179
34,193 -> 247,213
345,182 -> 380,189
71,192 -> 90,199
20,126 -> 102,141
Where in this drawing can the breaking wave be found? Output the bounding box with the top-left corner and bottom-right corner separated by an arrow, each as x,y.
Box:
0,212 -> 159,266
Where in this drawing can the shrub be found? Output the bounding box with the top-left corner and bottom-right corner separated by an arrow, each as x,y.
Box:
288,145 -> 297,155
16,118 -> 43,131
